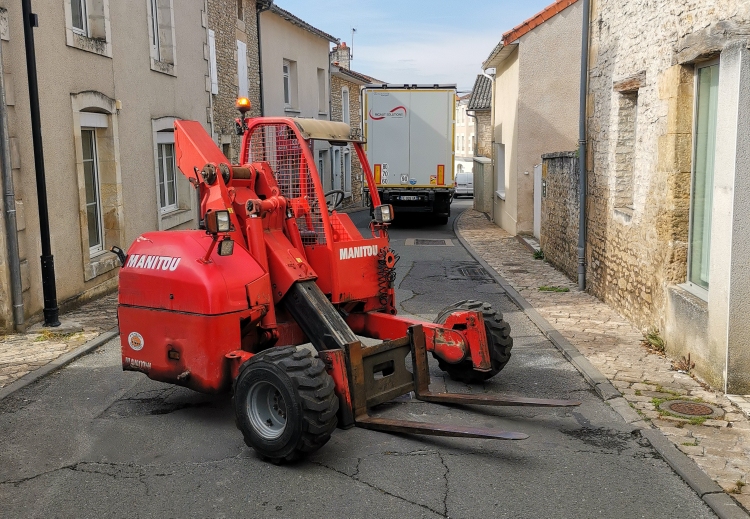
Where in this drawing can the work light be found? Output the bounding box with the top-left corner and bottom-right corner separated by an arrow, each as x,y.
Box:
373,204 -> 394,223
205,210 -> 232,234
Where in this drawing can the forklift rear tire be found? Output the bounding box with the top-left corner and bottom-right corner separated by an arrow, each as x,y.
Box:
433,300 -> 513,383
234,346 -> 338,463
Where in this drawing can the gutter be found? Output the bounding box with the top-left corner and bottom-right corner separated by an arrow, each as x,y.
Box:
0,30 -> 24,330
577,0 -> 591,291
485,70 -> 496,223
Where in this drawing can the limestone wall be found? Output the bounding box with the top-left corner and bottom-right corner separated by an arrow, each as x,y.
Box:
585,0 -> 748,332
208,0 -> 261,163
330,75 -> 364,208
474,111 -> 492,158
540,152 -> 579,281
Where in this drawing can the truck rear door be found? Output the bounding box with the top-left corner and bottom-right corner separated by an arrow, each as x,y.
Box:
408,89 -> 454,188
364,89 -> 410,187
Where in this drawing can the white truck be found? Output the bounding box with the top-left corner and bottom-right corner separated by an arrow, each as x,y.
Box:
362,84 -> 456,224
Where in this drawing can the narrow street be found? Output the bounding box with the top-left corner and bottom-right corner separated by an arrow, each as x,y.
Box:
0,201 -> 715,518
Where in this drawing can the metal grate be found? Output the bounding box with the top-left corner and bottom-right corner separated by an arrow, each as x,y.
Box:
458,267 -> 491,281
404,239 -> 453,246
246,123 -> 326,245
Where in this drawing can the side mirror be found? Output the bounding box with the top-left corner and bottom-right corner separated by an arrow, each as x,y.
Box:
373,204 -> 394,224
205,209 -> 232,234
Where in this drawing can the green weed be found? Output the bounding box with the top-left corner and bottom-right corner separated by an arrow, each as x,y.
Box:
539,286 -> 570,292
643,328 -> 665,353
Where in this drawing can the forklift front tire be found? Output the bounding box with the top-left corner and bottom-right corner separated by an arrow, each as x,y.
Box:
433,300 -> 513,383
234,346 -> 338,463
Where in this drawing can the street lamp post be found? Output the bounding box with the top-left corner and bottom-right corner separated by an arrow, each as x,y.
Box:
21,0 -> 60,327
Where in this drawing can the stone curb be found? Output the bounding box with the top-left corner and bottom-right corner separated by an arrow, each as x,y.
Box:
452,210 -> 750,519
0,328 -> 119,401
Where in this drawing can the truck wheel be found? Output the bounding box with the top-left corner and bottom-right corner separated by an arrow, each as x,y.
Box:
433,300 -> 513,383
234,346 -> 338,463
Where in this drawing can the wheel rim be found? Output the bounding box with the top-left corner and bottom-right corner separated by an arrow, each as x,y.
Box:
246,380 -> 288,440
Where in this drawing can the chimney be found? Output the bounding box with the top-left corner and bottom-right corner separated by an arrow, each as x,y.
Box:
330,41 -> 351,70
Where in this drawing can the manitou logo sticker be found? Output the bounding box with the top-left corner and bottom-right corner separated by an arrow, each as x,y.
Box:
340,245 -> 380,260
369,106 -> 407,120
124,357 -> 151,373
126,254 -> 181,271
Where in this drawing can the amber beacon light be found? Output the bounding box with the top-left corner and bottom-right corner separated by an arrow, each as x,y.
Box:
236,97 -> 252,114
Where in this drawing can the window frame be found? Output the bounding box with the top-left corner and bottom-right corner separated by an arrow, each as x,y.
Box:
332,146 -> 342,191
495,142 -> 506,199
342,87 -> 350,125
317,68 -> 327,114
81,127 -> 104,255
65,0 -> 112,57
283,60 -> 292,108
343,147 -> 352,197
71,0 -> 88,36
686,58 -> 720,298
150,0 -> 160,61
157,136 -> 178,214
147,0 -> 176,74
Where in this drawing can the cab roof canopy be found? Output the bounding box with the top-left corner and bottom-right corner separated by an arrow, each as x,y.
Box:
292,119 -> 363,143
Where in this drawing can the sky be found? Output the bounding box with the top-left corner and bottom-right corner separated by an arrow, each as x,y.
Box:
272,0 -> 554,92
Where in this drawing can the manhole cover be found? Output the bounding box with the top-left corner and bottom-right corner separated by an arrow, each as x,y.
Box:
658,400 -> 724,419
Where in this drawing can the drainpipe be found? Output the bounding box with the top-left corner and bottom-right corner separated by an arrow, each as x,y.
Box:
0,40 -> 24,330
22,0 -> 60,327
484,69 -> 496,223
577,0 -> 591,292
256,1 -> 273,116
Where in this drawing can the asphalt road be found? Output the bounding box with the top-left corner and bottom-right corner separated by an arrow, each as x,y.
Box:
0,199 -> 716,518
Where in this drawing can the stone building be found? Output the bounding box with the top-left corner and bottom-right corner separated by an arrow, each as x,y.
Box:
206,0 -> 263,163
583,1 -> 750,392
454,94 -> 474,177
481,0 -> 583,237
0,0 -> 210,331
330,42 -> 379,208
467,74 -> 492,159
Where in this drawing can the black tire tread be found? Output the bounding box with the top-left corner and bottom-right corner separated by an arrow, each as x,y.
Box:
234,346 -> 338,463
433,300 -> 513,383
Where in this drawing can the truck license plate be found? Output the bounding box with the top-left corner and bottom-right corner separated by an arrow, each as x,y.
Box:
400,196 -> 419,201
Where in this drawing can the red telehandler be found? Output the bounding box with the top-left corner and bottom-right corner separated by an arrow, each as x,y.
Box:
115,100 -> 578,462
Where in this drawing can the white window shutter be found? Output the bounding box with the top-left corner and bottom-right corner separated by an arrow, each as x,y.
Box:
209,30 -> 218,95
237,40 -> 248,98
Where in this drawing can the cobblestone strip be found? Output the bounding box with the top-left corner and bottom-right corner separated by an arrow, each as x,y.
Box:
0,293 -> 119,389
458,209 -> 750,512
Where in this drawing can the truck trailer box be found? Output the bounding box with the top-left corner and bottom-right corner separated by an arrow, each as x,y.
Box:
363,84 -> 456,224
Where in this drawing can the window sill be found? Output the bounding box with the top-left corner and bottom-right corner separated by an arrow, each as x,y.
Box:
284,108 -> 301,114
495,190 -> 506,201
614,206 -> 634,222
150,58 -> 176,77
161,208 -> 195,230
66,30 -> 112,58
84,251 -> 119,282
678,282 -> 708,302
